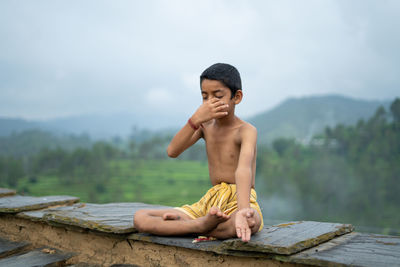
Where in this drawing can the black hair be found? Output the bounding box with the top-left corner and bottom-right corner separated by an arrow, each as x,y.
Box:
200,63 -> 242,99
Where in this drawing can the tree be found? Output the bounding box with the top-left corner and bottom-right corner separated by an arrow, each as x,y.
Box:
390,98 -> 400,122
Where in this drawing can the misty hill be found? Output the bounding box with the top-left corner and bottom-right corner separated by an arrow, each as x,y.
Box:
0,118 -> 41,136
248,95 -> 392,144
0,129 -> 92,157
0,95 -> 392,142
0,113 -> 180,139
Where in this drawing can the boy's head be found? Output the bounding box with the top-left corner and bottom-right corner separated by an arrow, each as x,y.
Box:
200,63 -> 242,99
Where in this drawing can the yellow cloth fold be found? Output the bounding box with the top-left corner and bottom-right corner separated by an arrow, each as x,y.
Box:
175,182 -> 264,232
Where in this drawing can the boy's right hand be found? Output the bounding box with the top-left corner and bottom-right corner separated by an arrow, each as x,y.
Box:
191,98 -> 229,126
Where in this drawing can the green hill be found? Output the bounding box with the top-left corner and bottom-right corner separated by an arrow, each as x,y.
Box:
0,129 -> 92,157
248,95 -> 392,144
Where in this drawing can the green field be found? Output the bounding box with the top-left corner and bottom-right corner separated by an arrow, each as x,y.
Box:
16,159 -> 211,206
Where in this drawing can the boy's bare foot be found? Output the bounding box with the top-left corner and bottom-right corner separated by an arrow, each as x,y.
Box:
162,213 -> 181,220
196,206 -> 230,233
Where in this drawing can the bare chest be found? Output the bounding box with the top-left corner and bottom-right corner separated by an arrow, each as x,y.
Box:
203,128 -> 241,161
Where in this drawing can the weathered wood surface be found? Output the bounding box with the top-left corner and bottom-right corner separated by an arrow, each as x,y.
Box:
222,221 -> 354,255
289,232 -> 400,267
0,195 -> 79,213
0,248 -> 73,267
44,202 -> 169,233
0,237 -> 29,258
0,188 -> 16,198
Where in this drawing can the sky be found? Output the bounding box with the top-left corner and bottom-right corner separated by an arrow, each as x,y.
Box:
0,0 -> 399,124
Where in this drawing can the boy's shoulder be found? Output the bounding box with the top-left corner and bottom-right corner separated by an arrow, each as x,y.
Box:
237,118 -> 257,134
236,118 -> 257,144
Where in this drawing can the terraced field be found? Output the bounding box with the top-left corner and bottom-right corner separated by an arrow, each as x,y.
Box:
16,159 -> 211,206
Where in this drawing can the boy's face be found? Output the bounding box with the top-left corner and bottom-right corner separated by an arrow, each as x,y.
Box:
200,79 -> 242,116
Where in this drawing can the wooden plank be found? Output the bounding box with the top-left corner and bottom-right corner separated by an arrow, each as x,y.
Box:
0,248 -> 73,267
0,188 -> 16,198
221,221 -> 354,255
44,202 -> 169,234
0,237 -> 29,258
288,232 -> 400,267
0,195 -> 79,213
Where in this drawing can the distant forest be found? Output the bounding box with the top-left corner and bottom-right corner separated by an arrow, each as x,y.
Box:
0,98 -> 399,235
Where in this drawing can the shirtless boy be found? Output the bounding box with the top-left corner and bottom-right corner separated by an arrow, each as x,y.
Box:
134,63 -> 263,242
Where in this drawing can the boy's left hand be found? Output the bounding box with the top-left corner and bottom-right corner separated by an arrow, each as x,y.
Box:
235,208 -> 254,242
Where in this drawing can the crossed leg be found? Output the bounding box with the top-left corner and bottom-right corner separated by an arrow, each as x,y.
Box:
133,207 -> 229,236
205,208 -> 262,241
134,206 -> 261,241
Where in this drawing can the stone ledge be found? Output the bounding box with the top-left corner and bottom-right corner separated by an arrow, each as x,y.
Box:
0,195 -> 79,213
0,215 -> 297,266
13,198 -> 353,255
0,188 -> 16,198
0,190 -> 399,266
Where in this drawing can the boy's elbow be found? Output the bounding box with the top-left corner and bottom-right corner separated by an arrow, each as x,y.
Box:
167,146 -> 179,158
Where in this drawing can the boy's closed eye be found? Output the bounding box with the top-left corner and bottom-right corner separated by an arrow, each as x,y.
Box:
203,96 -> 223,101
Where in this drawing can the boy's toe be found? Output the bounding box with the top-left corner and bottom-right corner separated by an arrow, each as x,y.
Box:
209,206 -> 218,215
247,218 -> 256,228
246,209 -> 255,218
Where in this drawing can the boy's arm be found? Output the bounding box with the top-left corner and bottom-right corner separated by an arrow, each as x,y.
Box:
167,98 -> 229,158
235,124 -> 257,242
166,121 -> 203,158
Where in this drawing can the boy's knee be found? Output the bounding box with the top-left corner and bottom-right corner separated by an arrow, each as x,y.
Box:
251,220 -> 261,234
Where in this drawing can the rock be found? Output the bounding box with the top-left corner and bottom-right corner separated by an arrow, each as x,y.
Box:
17,203 -> 86,221
0,247 -> 74,267
128,233 -> 223,252
0,237 -> 29,258
127,233 -> 272,258
44,202 -> 169,234
289,232 -> 400,267
0,188 -> 16,198
221,221 -> 354,255
0,195 -> 79,213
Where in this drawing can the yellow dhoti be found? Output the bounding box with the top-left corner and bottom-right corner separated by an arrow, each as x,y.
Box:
175,182 -> 264,232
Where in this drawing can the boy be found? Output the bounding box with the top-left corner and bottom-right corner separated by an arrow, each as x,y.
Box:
134,63 -> 263,242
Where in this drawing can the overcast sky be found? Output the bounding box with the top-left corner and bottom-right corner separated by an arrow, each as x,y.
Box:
0,0 -> 399,122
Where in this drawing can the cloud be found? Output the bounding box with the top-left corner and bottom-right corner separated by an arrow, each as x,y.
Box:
145,87 -> 173,108
0,0 -> 399,122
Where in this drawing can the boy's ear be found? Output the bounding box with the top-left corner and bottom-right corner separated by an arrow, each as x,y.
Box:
233,90 -> 243,104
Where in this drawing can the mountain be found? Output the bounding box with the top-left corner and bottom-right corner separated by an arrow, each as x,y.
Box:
0,118 -> 42,136
248,95 -> 392,144
0,112 -> 181,139
0,95 -> 393,142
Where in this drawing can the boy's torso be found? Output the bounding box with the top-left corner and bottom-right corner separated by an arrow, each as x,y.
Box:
202,117 -> 256,187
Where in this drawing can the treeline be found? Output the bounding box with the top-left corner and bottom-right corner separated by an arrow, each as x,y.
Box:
0,129 -> 92,157
257,98 -> 400,233
0,131 -> 206,191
